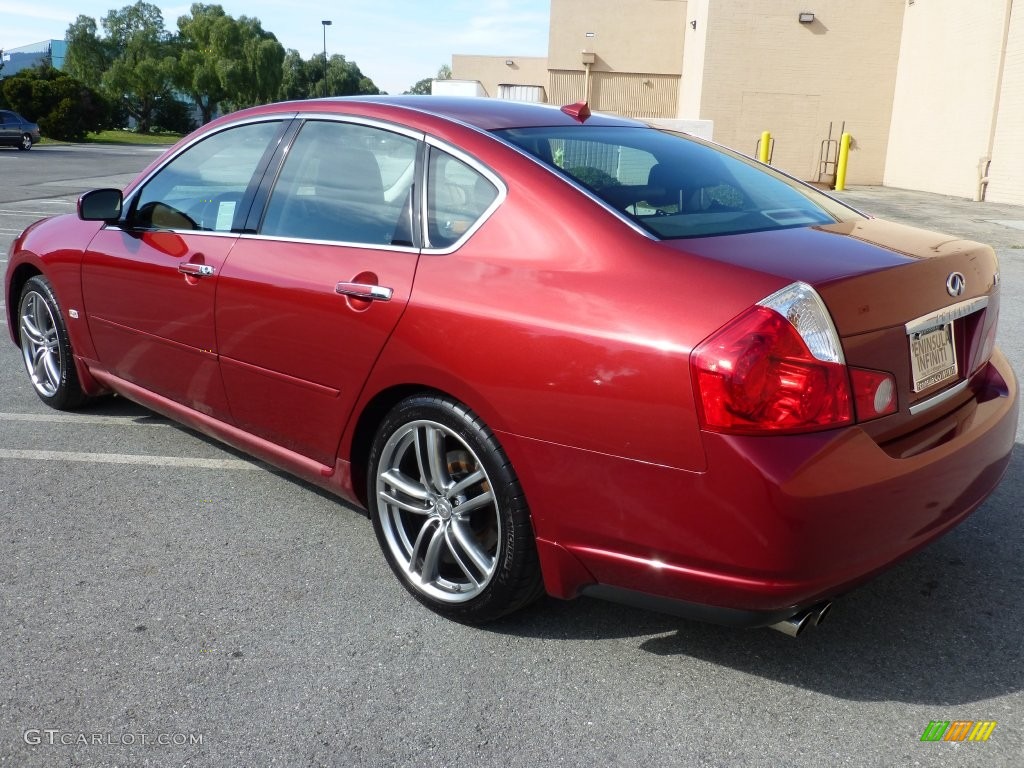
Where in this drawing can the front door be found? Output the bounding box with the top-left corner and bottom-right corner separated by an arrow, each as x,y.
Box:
81,120 -> 285,416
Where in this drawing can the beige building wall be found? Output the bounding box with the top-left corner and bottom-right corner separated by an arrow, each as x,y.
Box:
548,0 -> 687,118
678,0 -> 710,120
986,2 -> 1024,204
451,55 -> 549,100
548,70 -> 681,118
694,0 -> 904,184
548,0 -> 687,74
884,0 -> 1012,198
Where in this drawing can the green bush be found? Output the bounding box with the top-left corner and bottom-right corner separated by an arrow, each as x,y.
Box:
1,65 -> 111,141
152,95 -> 196,135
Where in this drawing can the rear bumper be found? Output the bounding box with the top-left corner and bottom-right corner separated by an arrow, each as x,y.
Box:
519,350 -> 1018,621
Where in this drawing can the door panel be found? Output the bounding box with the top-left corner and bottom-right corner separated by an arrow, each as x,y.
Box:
82,230 -> 235,415
216,240 -> 417,465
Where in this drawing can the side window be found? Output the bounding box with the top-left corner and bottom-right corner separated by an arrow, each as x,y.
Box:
131,121 -> 281,232
426,149 -> 498,249
261,121 -> 419,246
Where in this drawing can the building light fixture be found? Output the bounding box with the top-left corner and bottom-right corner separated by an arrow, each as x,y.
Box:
798,12 -> 815,23
505,59 -> 515,66
690,20 -> 697,30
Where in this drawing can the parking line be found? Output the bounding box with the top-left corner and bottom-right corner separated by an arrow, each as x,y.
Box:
0,412 -> 170,427
0,448 -> 261,470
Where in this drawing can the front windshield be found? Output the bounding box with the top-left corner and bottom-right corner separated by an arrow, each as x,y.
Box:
493,126 -> 863,239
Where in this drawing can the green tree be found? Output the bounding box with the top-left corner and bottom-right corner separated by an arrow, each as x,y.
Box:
177,5 -> 284,121
278,51 -> 379,101
102,1 -> 166,50
279,49 -> 312,101
319,54 -> 380,98
175,4 -> 237,123
222,17 -> 285,110
99,2 -> 176,133
404,63 -> 452,95
64,16 -> 112,90
405,77 -> 431,96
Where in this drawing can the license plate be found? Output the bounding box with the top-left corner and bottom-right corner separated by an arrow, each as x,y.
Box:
909,323 -> 957,393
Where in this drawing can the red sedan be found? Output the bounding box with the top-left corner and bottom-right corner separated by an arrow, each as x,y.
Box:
5,97 -> 1017,635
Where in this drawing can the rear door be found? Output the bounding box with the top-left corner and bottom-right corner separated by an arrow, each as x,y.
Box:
81,119 -> 286,416
215,118 -> 422,466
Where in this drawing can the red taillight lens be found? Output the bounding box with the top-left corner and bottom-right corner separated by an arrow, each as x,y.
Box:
692,306 -> 853,434
850,368 -> 897,421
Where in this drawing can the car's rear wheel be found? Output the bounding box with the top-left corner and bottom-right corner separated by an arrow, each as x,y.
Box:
368,395 -> 543,623
18,276 -> 86,409
19,133 -> 33,151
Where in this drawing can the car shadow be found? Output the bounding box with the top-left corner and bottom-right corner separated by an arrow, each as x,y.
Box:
489,445 -> 1024,706
78,394 -> 350,506
78,397 -> 1022,704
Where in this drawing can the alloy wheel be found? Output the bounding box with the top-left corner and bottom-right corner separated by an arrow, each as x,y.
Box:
375,419 -> 501,603
19,290 -> 62,398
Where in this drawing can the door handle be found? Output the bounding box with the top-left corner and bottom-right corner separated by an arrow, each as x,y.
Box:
335,282 -> 393,302
178,262 -> 215,277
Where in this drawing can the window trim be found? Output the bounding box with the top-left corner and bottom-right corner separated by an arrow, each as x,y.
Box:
242,114 -> 427,253
421,136 -> 508,254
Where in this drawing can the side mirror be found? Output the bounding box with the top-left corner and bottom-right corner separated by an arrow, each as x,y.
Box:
78,188 -> 123,223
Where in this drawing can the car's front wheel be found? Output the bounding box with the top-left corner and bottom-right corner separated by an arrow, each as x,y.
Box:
368,395 -> 543,623
18,276 -> 86,409
19,133 -> 33,151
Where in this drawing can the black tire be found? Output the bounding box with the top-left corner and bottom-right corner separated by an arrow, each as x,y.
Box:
17,275 -> 87,410
19,133 -> 33,151
368,394 -> 543,623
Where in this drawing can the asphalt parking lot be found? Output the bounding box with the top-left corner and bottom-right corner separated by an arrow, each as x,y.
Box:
1,144 -> 1022,767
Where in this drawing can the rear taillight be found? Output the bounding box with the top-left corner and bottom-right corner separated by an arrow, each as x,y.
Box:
691,282 -> 853,434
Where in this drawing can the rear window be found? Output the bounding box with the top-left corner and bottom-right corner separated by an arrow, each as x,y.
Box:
493,126 -> 862,239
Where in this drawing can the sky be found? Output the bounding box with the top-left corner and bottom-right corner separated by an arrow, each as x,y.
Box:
0,0 -> 552,95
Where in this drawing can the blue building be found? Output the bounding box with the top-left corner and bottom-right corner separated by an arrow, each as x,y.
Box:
1,40 -> 67,78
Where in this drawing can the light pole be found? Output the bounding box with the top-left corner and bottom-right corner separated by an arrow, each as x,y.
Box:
321,20 -> 332,96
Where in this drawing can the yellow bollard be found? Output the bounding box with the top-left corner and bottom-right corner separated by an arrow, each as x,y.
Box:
835,132 -> 852,191
759,131 -> 771,164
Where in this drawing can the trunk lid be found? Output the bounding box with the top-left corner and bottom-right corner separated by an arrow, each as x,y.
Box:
664,218 -> 1002,448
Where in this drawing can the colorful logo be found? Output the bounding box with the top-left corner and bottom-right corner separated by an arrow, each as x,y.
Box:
920,721 -> 997,742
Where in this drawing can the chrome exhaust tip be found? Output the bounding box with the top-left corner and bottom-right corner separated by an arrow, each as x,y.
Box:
768,611 -> 813,638
768,601 -> 832,638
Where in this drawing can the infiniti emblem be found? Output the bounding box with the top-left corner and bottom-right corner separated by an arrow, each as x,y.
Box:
946,272 -> 966,297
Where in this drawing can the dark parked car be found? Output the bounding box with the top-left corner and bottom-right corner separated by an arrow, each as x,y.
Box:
0,110 -> 41,150
5,97 -> 1018,635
